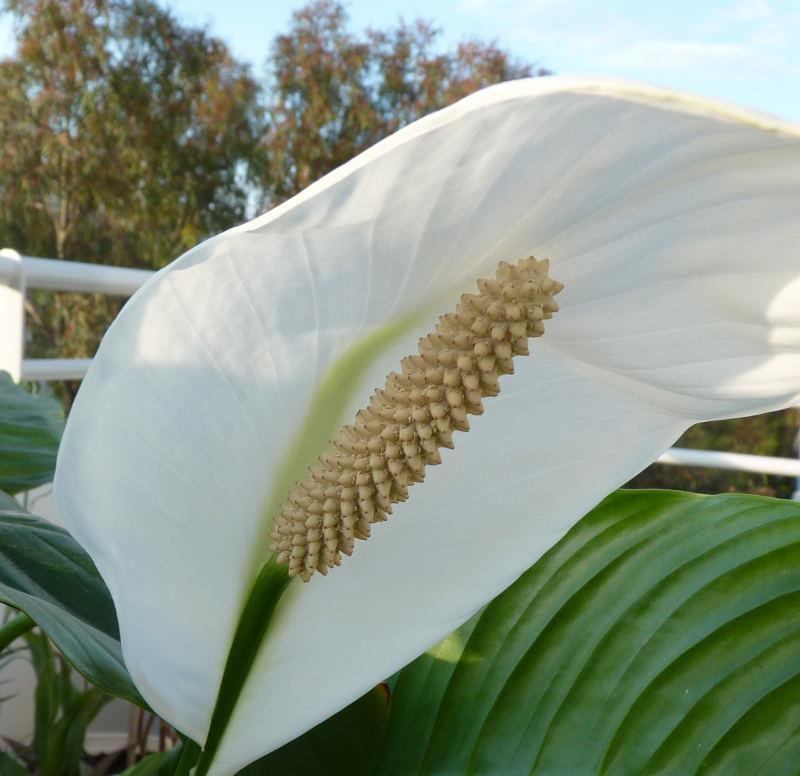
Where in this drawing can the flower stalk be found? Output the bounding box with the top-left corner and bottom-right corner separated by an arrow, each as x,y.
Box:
193,557 -> 292,776
0,611 -> 35,651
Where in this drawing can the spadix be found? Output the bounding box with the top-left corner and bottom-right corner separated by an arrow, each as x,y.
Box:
273,257 -> 562,579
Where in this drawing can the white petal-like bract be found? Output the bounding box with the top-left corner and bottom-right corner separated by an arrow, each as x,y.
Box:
55,77 -> 800,774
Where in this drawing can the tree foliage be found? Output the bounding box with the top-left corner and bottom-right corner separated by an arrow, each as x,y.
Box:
259,0 -> 547,205
0,0 -> 261,264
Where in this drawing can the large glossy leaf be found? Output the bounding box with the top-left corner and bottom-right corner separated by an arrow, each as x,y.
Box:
0,371 -> 64,494
376,489 -> 800,775
0,490 -> 144,706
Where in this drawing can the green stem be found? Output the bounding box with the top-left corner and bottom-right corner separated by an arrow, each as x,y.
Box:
0,612 -> 35,651
194,557 -> 292,776
172,740 -> 202,776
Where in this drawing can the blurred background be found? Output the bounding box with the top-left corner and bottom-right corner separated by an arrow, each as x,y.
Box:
0,0 -> 798,772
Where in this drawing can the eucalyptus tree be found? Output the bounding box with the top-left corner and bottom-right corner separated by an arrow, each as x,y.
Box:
259,0 -> 545,206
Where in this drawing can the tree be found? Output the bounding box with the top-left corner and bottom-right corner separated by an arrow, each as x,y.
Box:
0,0 -> 261,265
0,0 -> 263,386
259,0 -> 548,205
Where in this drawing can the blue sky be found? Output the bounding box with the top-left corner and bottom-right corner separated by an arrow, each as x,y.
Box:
2,0 -> 798,121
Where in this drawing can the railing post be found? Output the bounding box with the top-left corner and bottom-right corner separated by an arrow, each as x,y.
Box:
0,248 -> 25,381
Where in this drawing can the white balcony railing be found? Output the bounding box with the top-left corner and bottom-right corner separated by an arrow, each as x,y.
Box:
0,248 -> 154,381
2,247 -> 800,499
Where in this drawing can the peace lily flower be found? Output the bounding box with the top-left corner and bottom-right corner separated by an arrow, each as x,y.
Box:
54,76 -> 800,774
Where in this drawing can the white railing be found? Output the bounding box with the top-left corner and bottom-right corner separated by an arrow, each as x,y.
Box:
659,448 -> 800,483
2,248 -> 799,499
0,249 -> 154,382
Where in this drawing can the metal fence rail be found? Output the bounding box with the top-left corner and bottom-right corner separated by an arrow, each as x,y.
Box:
2,247 -> 799,499
659,447 -> 800,480
0,252 -> 154,295
21,358 -> 94,381
1,249 -> 155,382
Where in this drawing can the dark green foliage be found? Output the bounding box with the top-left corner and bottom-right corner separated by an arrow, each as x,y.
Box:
1,627 -> 113,774
0,751 -> 28,775
17,630 -> 112,776
0,372 -> 63,494
0,490 -> 144,706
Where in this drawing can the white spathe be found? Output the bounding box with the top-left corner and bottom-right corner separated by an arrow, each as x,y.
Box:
54,77 -> 800,774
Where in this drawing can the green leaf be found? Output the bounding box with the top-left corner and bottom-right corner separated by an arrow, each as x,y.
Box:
0,371 -> 64,495
0,612 -> 34,651
26,629 -> 61,768
45,681 -> 111,776
0,752 -> 28,776
24,629 -> 112,776
237,685 -> 391,776
0,490 -> 145,707
120,751 -> 171,775
376,489 -> 800,775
